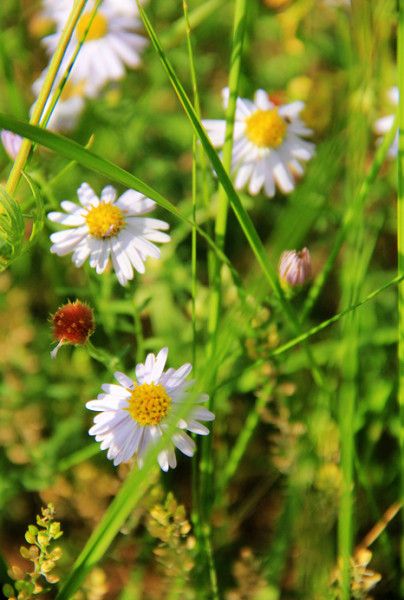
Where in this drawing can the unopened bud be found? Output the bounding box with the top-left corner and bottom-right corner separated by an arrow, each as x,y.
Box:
279,248 -> 312,287
50,300 -> 95,358
1,130 -> 23,160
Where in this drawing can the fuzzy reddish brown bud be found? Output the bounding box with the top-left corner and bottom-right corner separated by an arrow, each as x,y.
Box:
51,300 -> 95,358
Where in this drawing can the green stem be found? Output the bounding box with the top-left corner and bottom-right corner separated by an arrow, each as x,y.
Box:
183,0 -> 202,544
197,6 -> 248,589
398,0 -> 404,591
5,0 -> 87,196
207,0 -> 248,354
270,274 -> 404,358
86,341 -> 120,373
39,0 -> 102,129
302,114 -> 398,321
58,443 -> 100,472
217,387 -> 271,498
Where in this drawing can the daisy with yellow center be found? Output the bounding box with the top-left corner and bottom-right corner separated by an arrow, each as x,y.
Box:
41,0 -> 147,98
48,183 -> 170,286
86,348 -> 215,471
203,88 -> 315,198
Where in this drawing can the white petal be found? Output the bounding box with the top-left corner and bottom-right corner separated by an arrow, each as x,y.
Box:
191,406 -> 215,421
77,183 -> 99,207
172,431 -> 196,457
273,161 -> 295,194
374,114 -> 394,135
101,185 -> 117,203
47,211 -> 85,226
186,420 -> 210,435
151,347 -> 169,382
116,190 -> 156,214
114,371 -> 134,389
101,383 -> 131,397
254,89 -> 273,110
86,397 -> 128,411
202,119 -> 226,148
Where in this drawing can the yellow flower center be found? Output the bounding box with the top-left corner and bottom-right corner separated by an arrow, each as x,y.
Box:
76,12 -> 108,41
128,383 -> 172,426
85,203 -> 125,239
245,109 -> 287,148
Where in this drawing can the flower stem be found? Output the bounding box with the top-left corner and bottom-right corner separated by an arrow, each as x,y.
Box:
200,0 -> 249,517
302,114 -> 398,321
5,0 -> 87,197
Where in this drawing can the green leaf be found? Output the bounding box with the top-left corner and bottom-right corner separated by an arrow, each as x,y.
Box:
0,185 -> 25,271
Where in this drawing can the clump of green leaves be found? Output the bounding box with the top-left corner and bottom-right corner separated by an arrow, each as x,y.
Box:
146,492 -> 195,581
3,503 -> 63,599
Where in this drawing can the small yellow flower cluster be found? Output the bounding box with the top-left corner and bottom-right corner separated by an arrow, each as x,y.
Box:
146,492 -> 196,581
3,504 -> 63,600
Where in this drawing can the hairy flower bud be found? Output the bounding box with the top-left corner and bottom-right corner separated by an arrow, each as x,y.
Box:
279,248 -> 312,287
50,300 -> 95,358
1,130 -> 23,160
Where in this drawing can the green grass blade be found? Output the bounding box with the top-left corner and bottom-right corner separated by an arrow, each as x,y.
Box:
136,2 -> 325,388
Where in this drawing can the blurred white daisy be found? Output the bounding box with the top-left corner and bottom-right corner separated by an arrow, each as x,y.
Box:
48,183 -> 170,286
86,347 -> 215,470
203,88 -> 315,198
1,130 -> 23,160
32,67 -> 86,131
42,0 -> 147,97
374,86 -> 398,159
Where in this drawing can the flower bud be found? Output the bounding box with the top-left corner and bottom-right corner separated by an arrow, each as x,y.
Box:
50,300 -> 95,358
279,248 -> 312,287
1,130 -> 23,160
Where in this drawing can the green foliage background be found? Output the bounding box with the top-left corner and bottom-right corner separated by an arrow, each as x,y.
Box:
0,0 -> 401,598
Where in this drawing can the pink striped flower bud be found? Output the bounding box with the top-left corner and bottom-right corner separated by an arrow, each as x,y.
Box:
279,248 -> 312,287
1,130 -> 23,160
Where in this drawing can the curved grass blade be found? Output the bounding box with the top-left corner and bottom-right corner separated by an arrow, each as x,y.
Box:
0,114 -> 240,284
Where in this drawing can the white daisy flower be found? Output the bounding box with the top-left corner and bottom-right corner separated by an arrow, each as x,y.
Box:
48,183 -> 170,286
86,347 -> 215,471
374,86 -> 398,159
203,88 -> 315,198
32,67 -> 85,132
42,0 -> 147,98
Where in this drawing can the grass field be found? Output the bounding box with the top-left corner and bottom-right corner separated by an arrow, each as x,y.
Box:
0,0 -> 402,598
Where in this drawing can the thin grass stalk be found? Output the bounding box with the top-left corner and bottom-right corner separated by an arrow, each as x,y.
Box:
207,0 -> 248,353
216,386 -> 271,498
198,2 -> 248,593
269,274 -> 404,358
302,114 -> 398,321
161,0 -> 230,49
39,0 -> 102,129
397,0 -> 404,588
199,0 -> 248,530
182,2 -> 209,587
337,4 -> 371,593
5,0 -> 87,196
